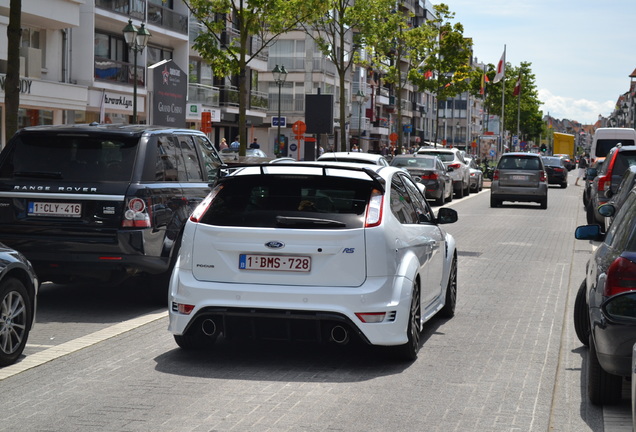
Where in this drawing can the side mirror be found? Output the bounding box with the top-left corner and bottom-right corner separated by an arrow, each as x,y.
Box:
574,224 -> 604,241
586,167 -> 598,180
598,203 -> 616,217
436,207 -> 458,224
602,292 -> 636,323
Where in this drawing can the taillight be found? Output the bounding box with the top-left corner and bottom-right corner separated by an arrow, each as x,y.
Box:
539,171 -> 547,182
365,188 -> 384,227
604,257 -> 636,296
421,173 -> 438,180
493,169 -> 500,181
597,175 -> 610,193
121,197 -> 152,228
190,185 -> 223,223
554,167 -> 564,173
448,163 -> 461,170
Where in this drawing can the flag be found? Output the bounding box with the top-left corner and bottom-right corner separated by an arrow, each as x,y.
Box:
513,73 -> 522,96
493,49 -> 505,83
423,70 -> 433,79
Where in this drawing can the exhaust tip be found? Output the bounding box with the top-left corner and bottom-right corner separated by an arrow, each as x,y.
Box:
201,318 -> 217,337
330,325 -> 349,344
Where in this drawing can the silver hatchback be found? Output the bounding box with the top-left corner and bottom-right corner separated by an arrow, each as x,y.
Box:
490,153 -> 548,209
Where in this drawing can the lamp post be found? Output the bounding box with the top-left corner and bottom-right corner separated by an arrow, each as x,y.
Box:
273,65 -> 288,155
123,19 -> 151,124
355,89 -> 366,151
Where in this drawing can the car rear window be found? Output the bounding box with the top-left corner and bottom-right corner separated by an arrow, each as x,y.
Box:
419,151 -> 454,162
498,156 -> 541,170
613,151 -> 636,177
596,139 -> 636,158
0,132 -> 139,182
199,174 -> 373,228
392,158 -> 435,169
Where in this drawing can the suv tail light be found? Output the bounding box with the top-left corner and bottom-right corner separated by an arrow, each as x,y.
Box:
121,197 -> 152,228
493,169 -> 499,181
597,175 -> 610,193
448,163 -> 461,170
190,185 -> 223,223
365,188 -> 384,227
539,171 -> 547,182
604,256 -> 636,296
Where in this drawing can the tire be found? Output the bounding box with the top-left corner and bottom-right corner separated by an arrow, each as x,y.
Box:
439,255 -> 457,318
587,334 -> 622,405
435,187 -> 445,206
560,182 -> 568,189
586,202 -> 596,225
446,185 -> 453,202
490,195 -> 500,208
393,281 -> 421,361
0,278 -> 32,367
455,183 -> 464,199
174,325 -> 217,350
464,181 -> 470,196
540,197 -> 548,209
573,280 -> 590,346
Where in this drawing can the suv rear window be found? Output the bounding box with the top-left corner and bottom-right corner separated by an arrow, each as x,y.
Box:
200,175 -> 373,228
0,133 -> 138,182
419,151 -> 453,162
498,156 -> 541,170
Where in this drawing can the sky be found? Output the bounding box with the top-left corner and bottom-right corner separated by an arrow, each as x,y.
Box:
448,0 -> 636,125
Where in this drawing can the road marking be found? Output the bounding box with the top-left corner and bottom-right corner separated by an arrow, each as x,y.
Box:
0,309 -> 167,381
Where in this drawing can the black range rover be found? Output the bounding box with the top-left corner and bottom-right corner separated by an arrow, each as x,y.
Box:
0,123 -> 223,287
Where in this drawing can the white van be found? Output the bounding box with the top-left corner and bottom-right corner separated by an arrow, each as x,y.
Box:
591,127 -> 636,161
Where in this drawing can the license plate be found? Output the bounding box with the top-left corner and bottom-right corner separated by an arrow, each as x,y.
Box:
239,254 -> 311,272
511,175 -> 528,181
28,201 -> 82,217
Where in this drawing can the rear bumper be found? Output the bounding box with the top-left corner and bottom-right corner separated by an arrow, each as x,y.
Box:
491,183 -> 548,202
168,268 -> 412,346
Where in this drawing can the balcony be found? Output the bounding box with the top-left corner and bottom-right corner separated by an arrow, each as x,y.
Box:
94,57 -> 145,87
219,85 -> 239,107
95,0 -> 145,21
148,2 -> 188,34
250,90 -> 268,111
188,83 -> 219,106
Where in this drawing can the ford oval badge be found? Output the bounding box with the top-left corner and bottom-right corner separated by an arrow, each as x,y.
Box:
265,241 -> 285,249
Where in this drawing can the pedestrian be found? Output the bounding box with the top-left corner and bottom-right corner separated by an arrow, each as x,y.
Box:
219,138 -> 228,150
249,138 -> 260,149
575,153 -> 588,186
230,136 -> 240,149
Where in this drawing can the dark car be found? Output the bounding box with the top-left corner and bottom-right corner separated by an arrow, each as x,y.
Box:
573,187 -> 636,405
541,156 -> 568,188
0,124 -> 223,289
390,154 -> 453,205
586,144 -> 636,231
583,157 -> 605,208
0,243 -> 38,366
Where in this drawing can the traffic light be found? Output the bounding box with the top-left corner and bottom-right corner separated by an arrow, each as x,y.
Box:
540,144 -> 547,153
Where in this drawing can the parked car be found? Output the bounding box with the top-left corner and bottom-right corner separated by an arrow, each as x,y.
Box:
416,148 -> 470,198
603,165 -> 636,228
390,154 -> 453,205
541,156 -> 568,188
220,147 -> 272,165
0,124 -> 224,288
586,144 -> 636,231
573,186 -> 636,404
0,243 -> 38,366
583,157 -> 605,208
465,157 -> 484,192
168,162 -> 459,361
316,152 -> 390,166
490,152 -> 548,208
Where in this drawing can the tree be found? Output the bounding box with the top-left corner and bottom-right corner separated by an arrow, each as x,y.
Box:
302,0 -> 383,152
184,0 -> 326,155
5,0 -> 22,141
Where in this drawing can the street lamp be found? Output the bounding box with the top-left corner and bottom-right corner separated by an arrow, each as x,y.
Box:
355,89 -> 366,151
123,19 -> 151,124
273,64 -> 288,155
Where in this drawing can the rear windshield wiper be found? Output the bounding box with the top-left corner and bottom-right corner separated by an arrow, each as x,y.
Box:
13,171 -> 63,179
276,216 -> 346,228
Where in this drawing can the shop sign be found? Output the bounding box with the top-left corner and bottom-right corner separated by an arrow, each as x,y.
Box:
0,74 -> 33,94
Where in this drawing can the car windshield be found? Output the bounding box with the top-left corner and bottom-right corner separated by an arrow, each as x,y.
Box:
0,132 -> 139,182
391,158 -> 435,169
199,174 -> 373,229
498,156 -> 541,170
542,157 -> 562,166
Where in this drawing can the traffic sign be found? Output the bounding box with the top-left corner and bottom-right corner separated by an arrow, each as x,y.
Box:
292,121 -> 306,135
389,132 -> 398,142
272,117 -> 286,127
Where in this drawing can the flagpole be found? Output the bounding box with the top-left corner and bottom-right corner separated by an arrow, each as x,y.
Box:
500,45 -> 506,153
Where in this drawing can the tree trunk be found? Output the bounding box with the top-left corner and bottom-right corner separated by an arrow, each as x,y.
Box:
6,0 -> 22,142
